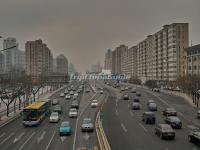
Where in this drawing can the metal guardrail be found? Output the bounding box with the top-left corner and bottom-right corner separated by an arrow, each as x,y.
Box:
95,111 -> 111,150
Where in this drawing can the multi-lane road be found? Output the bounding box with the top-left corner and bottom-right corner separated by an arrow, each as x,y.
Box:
101,81 -> 200,150
1,80 -> 200,150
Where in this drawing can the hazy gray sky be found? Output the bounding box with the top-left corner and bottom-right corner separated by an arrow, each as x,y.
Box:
0,0 -> 199,72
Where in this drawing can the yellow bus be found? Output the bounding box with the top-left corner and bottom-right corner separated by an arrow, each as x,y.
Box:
22,99 -> 51,127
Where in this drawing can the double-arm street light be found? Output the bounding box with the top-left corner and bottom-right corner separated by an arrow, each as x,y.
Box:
0,36 -> 17,52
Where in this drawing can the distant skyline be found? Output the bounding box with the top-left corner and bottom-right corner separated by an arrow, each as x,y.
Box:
0,0 -> 200,72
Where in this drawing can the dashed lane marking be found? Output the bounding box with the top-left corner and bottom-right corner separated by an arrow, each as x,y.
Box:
18,132 -> 35,150
0,132 -> 6,139
0,132 -> 14,145
115,109 -> 119,116
121,123 -> 127,133
138,123 -> 148,132
45,130 -> 55,150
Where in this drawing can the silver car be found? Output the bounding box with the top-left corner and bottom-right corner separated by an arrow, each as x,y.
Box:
49,112 -> 60,123
69,108 -> 78,118
81,118 -> 94,132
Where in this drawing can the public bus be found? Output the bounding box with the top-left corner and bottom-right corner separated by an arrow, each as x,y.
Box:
22,99 -> 51,127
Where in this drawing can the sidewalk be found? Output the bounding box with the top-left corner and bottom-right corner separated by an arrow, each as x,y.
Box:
0,85 -> 67,127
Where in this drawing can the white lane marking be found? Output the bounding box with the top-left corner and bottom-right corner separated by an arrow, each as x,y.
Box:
0,132 -> 14,145
37,131 -> 46,143
138,123 -> 148,132
121,123 -> 127,133
115,109 -> 119,116
83,132 -> 90,141
45,130 -> 56,150
18,131 -> 35,150
13,132 -> 25,143
0,132 -> 6,139
129,111 -> 134,117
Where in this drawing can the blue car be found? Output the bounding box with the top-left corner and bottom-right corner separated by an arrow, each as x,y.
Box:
59,121 -> 71,136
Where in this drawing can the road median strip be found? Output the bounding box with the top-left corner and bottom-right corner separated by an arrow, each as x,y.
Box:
95,111 -> 111,150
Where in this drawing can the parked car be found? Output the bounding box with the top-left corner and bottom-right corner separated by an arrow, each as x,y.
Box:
59,121 -> 71,136
164,116 -> 182,129
81,118 -> 94,132
53,105 -> 62,114
69,108 -> 78,118
125,87 -> 129,90
123,94 -> 129,100
91,100 -> 98,108
64,90 -> 68,95
120,87 -> 125,92
73,95 -> 78,100
188,126 -> 200,145
142,112 -> 156,124
86,89 -> 90,93
163,108 -> 177,116
148,103 -> 157,111
136,92 -> 141,96
49,112 -> 60,123
71,100 -> 79,109
132,102 -> 141,110
100,90 -> 104,94
155,124 -> 175,140
52,99 -> 59,105
133,96 -> 140,102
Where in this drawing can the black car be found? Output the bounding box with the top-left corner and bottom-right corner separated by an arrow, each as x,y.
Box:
164,116 -> 182,129
123,94 -> 129,100
133,96 -> 140,102
53,105 -> 62,114
142,112 -> 156,124
163,108 -> 177,116
136,92 -> 141,97
188,127 -> 200,145
132,102 -> 140,110
131,88 -> 137,93
71,100 -> 79,109
155,124 -> 175,140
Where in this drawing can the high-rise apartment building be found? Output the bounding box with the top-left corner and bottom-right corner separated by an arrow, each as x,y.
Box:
122,46 -> 137,77
3,37 -> 25,73
112,45 -> 128,74
104,49 -> 112,70
56,54 -> 68,74
186,44 -> 200,76
0,52 -> 4,73
137,23 -> 189,82
25,39 -> 53,80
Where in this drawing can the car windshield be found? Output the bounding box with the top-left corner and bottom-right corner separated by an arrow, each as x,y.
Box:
51,112 -> 58,117
162,125 -> 172,130
61,122 -> 70,127
149,103 -> 156,106
83,119 -> 92,124
167,108 -> 175,111
169,116 -> 180,122
70,109 -> 77,112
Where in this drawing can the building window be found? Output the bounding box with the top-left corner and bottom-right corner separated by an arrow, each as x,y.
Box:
189,66 -> 191,70
194,66 -> 197,70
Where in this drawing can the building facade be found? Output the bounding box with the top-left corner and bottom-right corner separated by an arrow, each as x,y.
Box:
2,37 -> 25,73
104,49 -> 112,70
25,39 -> 53,80
186,44 -> 200,76
0,52 -> 4,73
122,46 -> 137,77
56,54 -> 68,74
137,23 -> 189,82
112,45 -> 128,74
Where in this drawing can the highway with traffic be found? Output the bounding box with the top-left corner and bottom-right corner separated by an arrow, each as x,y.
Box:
0,80 -> 200,150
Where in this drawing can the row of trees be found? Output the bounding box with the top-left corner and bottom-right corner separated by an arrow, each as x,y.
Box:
0,74 -> 45,116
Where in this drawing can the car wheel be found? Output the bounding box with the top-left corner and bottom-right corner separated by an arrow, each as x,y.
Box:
188,136 -> 192,142
160,133 -> 163,139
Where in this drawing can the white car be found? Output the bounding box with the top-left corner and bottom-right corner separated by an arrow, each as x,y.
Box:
69,108 -> 78,118
74,93 -> 78,97
66,94 -> 71,99
49,112 -> 60,123
70,91 -> 74,95
100,90 -> 104,94
60,93 -> 65,97
91,100 -> 98,108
